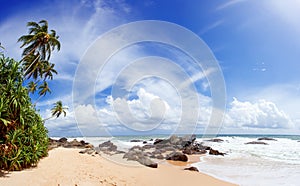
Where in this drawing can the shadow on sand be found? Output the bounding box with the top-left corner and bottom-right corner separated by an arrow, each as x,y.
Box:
0,170 -> 9,178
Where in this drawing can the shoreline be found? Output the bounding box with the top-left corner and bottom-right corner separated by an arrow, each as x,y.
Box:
0,148 -> 237,186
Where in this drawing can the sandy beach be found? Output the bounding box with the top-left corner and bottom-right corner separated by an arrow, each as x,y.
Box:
0,148 -> 236,186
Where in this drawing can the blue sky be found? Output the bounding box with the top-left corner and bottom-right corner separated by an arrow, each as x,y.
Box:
1,0 -> 300,136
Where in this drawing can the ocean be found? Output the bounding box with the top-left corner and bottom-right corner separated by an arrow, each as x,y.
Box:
54,134 -> 300,186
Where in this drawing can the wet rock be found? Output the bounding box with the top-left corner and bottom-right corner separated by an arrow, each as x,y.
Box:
153,139 -> 164,145
130,139 -> 142,142
181,134 -> 197,147
182,147 -> 206,155
209,149 -> 225,156
166,152 -> 188,162
206,138 -> 224,142
184,166 -> 199,172
143,141 -> 147,144
138,156 -> 158,168
257,137 -> 277,141
245,141 -> 268,145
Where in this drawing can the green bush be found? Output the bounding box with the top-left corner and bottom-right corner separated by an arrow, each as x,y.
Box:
0,54 -> 49,171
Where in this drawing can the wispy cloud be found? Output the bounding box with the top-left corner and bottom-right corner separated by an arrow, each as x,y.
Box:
199,20 -> 224,35
216,0 -> 245,11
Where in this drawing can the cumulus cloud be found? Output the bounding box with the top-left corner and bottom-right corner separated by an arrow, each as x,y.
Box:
225,97 -> 294,129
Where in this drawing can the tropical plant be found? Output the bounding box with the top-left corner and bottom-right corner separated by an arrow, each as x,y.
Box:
0,54 -> 48,171
0,19 -> 66,171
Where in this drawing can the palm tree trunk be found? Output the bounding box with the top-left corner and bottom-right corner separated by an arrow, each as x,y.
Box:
33,95 -> 43,106
43,115 -> 54,122
22,53 -> 41,79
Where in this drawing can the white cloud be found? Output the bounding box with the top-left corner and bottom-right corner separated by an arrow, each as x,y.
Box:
225,97 -> 294,129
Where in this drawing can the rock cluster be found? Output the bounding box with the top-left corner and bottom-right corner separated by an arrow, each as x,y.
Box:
257,137 -> 277,141
95,135 -> 226,168
48,138 -> 94,150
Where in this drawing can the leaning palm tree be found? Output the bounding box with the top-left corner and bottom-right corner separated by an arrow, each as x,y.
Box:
51,101 -> 68,118
34,81 -> 51,105
18,20 -> 60,78
43,101 -> 68,121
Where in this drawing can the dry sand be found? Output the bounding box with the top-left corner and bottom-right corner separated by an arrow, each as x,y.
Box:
0,148 -> 237,186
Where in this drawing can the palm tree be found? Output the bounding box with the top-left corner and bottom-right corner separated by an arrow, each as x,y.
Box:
51,101 -> 68,118
18,20 -> 60,79
34,81 -> 51,105
43,62 -> 57,80
43,101 -> 68,121
38,81 -> 51,96
27,81 -> 38,94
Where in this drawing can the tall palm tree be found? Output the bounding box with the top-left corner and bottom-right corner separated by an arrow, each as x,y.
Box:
18,20 -> 60,79
51,101 -> 68,118
27,81 -> 38,94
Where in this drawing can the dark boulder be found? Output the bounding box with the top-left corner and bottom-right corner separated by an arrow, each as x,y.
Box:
209,149 -> 225,156
257,137 -> 277,141
166,152 -> 188,162
143,141 -> 147,144
153,139 -> 164,145
182,148 -> 206,155
245,141 -> 268,145
184,166 -> 199,172
123,149 -> 158,168
58,137 -> 68,143
98,141 -> 118,152
206,138 -> 224,142
130,139 -> 142,142
138,156 -> 158,168
181,134 -> 197,147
